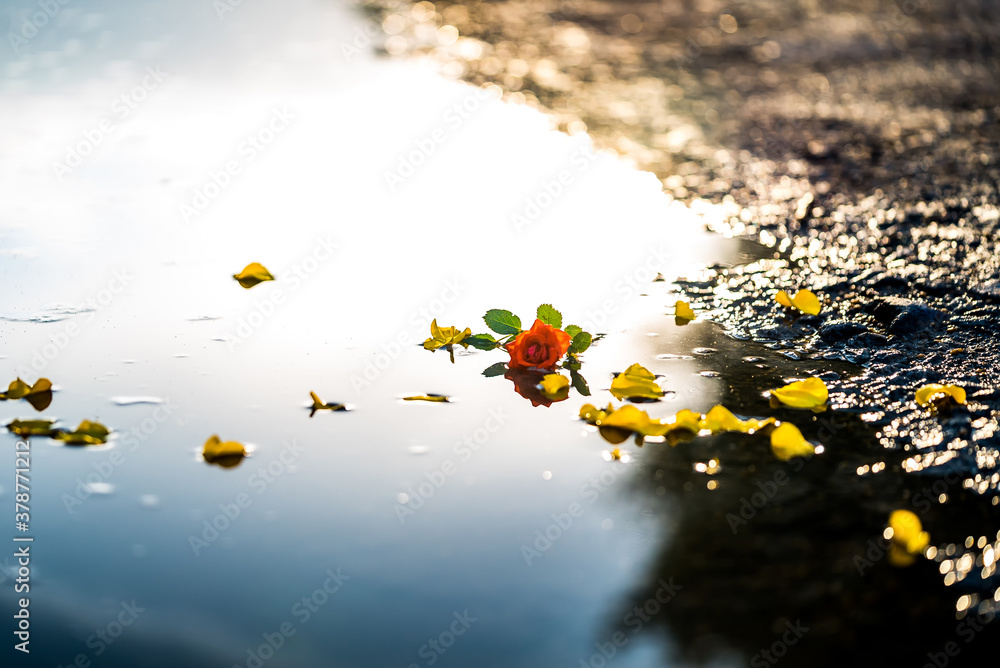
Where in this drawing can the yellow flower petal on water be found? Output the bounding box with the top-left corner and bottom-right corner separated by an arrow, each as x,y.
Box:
675,300 -> 695,321
914,384 -> 966,407
776,289 -> 821,315
610,363 -> 664,400
7,419 -> 57,436
701,405 -> 753,434
889,510 -> 930,556
539,374 -> 570,400
580,403 -> 611,423
403,395 -> 450,402
1,378 -> 31,400
233,262 -> 275,289
422,319 -> 472,351
770,422 -> 815,461
202,434 -> 246,463
54,420 -> 111,445
670,409 -> 702,433
771,377 -> 828,409
599,404 -> 670,437
309,391 -> 346,415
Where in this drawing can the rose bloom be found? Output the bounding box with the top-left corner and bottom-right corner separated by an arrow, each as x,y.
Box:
505,319 -> 571,370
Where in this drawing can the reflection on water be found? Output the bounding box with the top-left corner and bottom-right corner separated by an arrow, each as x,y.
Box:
0,1 -> 749,666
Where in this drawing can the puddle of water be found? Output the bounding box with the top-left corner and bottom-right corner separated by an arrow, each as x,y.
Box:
0,1 -> 745,667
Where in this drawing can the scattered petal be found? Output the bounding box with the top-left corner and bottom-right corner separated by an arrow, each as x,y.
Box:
770,377 -> 828,409
775,289 -> 821,315
54,420 -> 111,445
674,300 -> 695,321
402,395 -> 450,402
202,434 -> 247,465
889,509 -> 930,556
610,363 -> 664,400
7,419 -> 57,437
309,391 -> 347,416
769,422 -> 816,461
915,384 -> 966,407
422,319 -> 472,352
1,377 -> 53,410
538,374 -> 570,401
670,409 -> 702,433
701,405 -> 752,433
233,262 -> 275,289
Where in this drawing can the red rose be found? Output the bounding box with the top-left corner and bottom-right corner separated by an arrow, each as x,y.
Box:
505,319 -> 572,370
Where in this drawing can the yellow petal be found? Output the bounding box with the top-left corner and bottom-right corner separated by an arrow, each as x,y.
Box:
2,378 -> 31,400
701,405 -> 753,434
776,289 -> 821,315
770,422 -> 815,461
579,403 -> 610,423
675,300 -> 695,320
54,420 -> 111,445
422,319 -> 471,350
771,377 -> 828,409
7,419 -> 56,436
889,510 -> 930,555
670,409 -> 702,433
233,262 -> 275,289
610,363 -> 664,400
203,434 -> 246,461
914,384 -> 966,407
600,404 -> 670,437
403,395 -> 450,402
539,374 -> 570,400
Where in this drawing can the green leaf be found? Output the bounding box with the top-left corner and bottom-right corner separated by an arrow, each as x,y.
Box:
482,362 -> 508,377
483,309 -> 522,336
565,325 -> 583,338
464,334 -> 499,351
569,331 -> 592,354
570,369 -> 591,397
536,304 -> 562,329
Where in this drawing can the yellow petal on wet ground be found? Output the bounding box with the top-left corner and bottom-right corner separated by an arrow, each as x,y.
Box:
539,374 -> 570,400
775,288 -> 821,315
770,422 -> 816,461
422,319 -> 472,351
674,300 -> 695,321
233,262 -> 275,289
771,377 -> 829,409
889,509 -> 930,555
54,420 -> 111,445
402,395 -> 450,402
914,384 -> 966,407
7,419 -> 57,436
610,363 -> 664,400
203,434 -> 247,462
